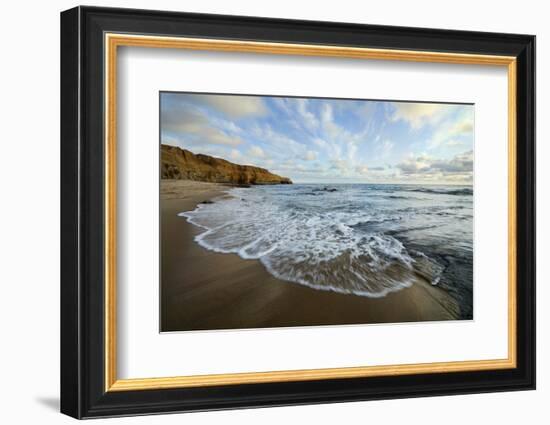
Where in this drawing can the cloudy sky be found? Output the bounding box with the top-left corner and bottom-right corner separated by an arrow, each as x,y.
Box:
160,92 -> 474,184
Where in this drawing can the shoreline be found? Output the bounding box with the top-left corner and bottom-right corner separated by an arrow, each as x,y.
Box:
160,179 -> 461,332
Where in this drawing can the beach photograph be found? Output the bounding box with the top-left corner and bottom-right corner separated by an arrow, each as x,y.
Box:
160,92 -> 474,332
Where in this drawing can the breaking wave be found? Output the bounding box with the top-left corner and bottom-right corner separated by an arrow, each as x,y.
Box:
179,184 -> 473,298
406,187 -> 473,196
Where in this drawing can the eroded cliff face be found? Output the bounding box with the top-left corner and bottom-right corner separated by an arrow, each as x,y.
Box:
161,145 -> 292,185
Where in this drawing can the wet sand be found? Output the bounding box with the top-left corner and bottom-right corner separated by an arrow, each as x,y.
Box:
160,179 -> 460,332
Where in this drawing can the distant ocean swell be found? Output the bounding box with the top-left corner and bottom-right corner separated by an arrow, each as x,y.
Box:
180,184 -> 473,316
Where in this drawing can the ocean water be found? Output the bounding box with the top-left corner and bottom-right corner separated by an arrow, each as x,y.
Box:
180,184 -> 473,319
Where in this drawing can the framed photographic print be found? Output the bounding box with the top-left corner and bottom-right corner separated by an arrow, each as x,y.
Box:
60,6 -> 536,419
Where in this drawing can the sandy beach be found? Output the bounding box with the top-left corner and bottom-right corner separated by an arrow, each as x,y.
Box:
160,179 -> 461,332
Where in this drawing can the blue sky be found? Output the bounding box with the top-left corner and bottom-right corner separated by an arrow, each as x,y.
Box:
160,92 -> 474,184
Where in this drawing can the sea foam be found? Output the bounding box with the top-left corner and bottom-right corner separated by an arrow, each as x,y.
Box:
179,184 -> 472,298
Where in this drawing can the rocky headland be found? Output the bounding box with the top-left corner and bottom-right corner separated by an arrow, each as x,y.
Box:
161,144 -> 292,185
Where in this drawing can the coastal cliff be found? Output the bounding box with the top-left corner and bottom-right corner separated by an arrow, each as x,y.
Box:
161,144 -> 292,185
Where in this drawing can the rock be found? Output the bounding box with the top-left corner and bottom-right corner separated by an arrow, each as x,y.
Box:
161,145 -> 293,185
313,187 -> 338,193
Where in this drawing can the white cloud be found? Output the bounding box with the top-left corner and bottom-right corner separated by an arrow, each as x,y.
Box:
229,149 -> 241,160
211,116 -> 243,134
296,99 -> 319,132
162,107 -> 243,147
199,127 -> 243,146
449,119 -> 473,136
317,103 -> 371,174
251,124 -> 309,160
272,98 -> 294,116
388,103 -> 474,151
330,159 -> 352,173
390,103 -> 454,129
320,102 -> 373,150
355,165 -> 370,175
427,110 -> 474,149
248,145 -> 267,159
397,154 -> 434,174
374,139 -> 394,161
313,138 -> 329,149
396,150 -> 473,182
321,103 -> 340,139
199,95 -> 267,118
304,150 -> 317,161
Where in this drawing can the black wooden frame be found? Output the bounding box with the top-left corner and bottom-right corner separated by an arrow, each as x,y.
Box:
60,5 -> 536,419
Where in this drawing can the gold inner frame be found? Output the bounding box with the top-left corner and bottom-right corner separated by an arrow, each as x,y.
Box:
104,33 -> 517,392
